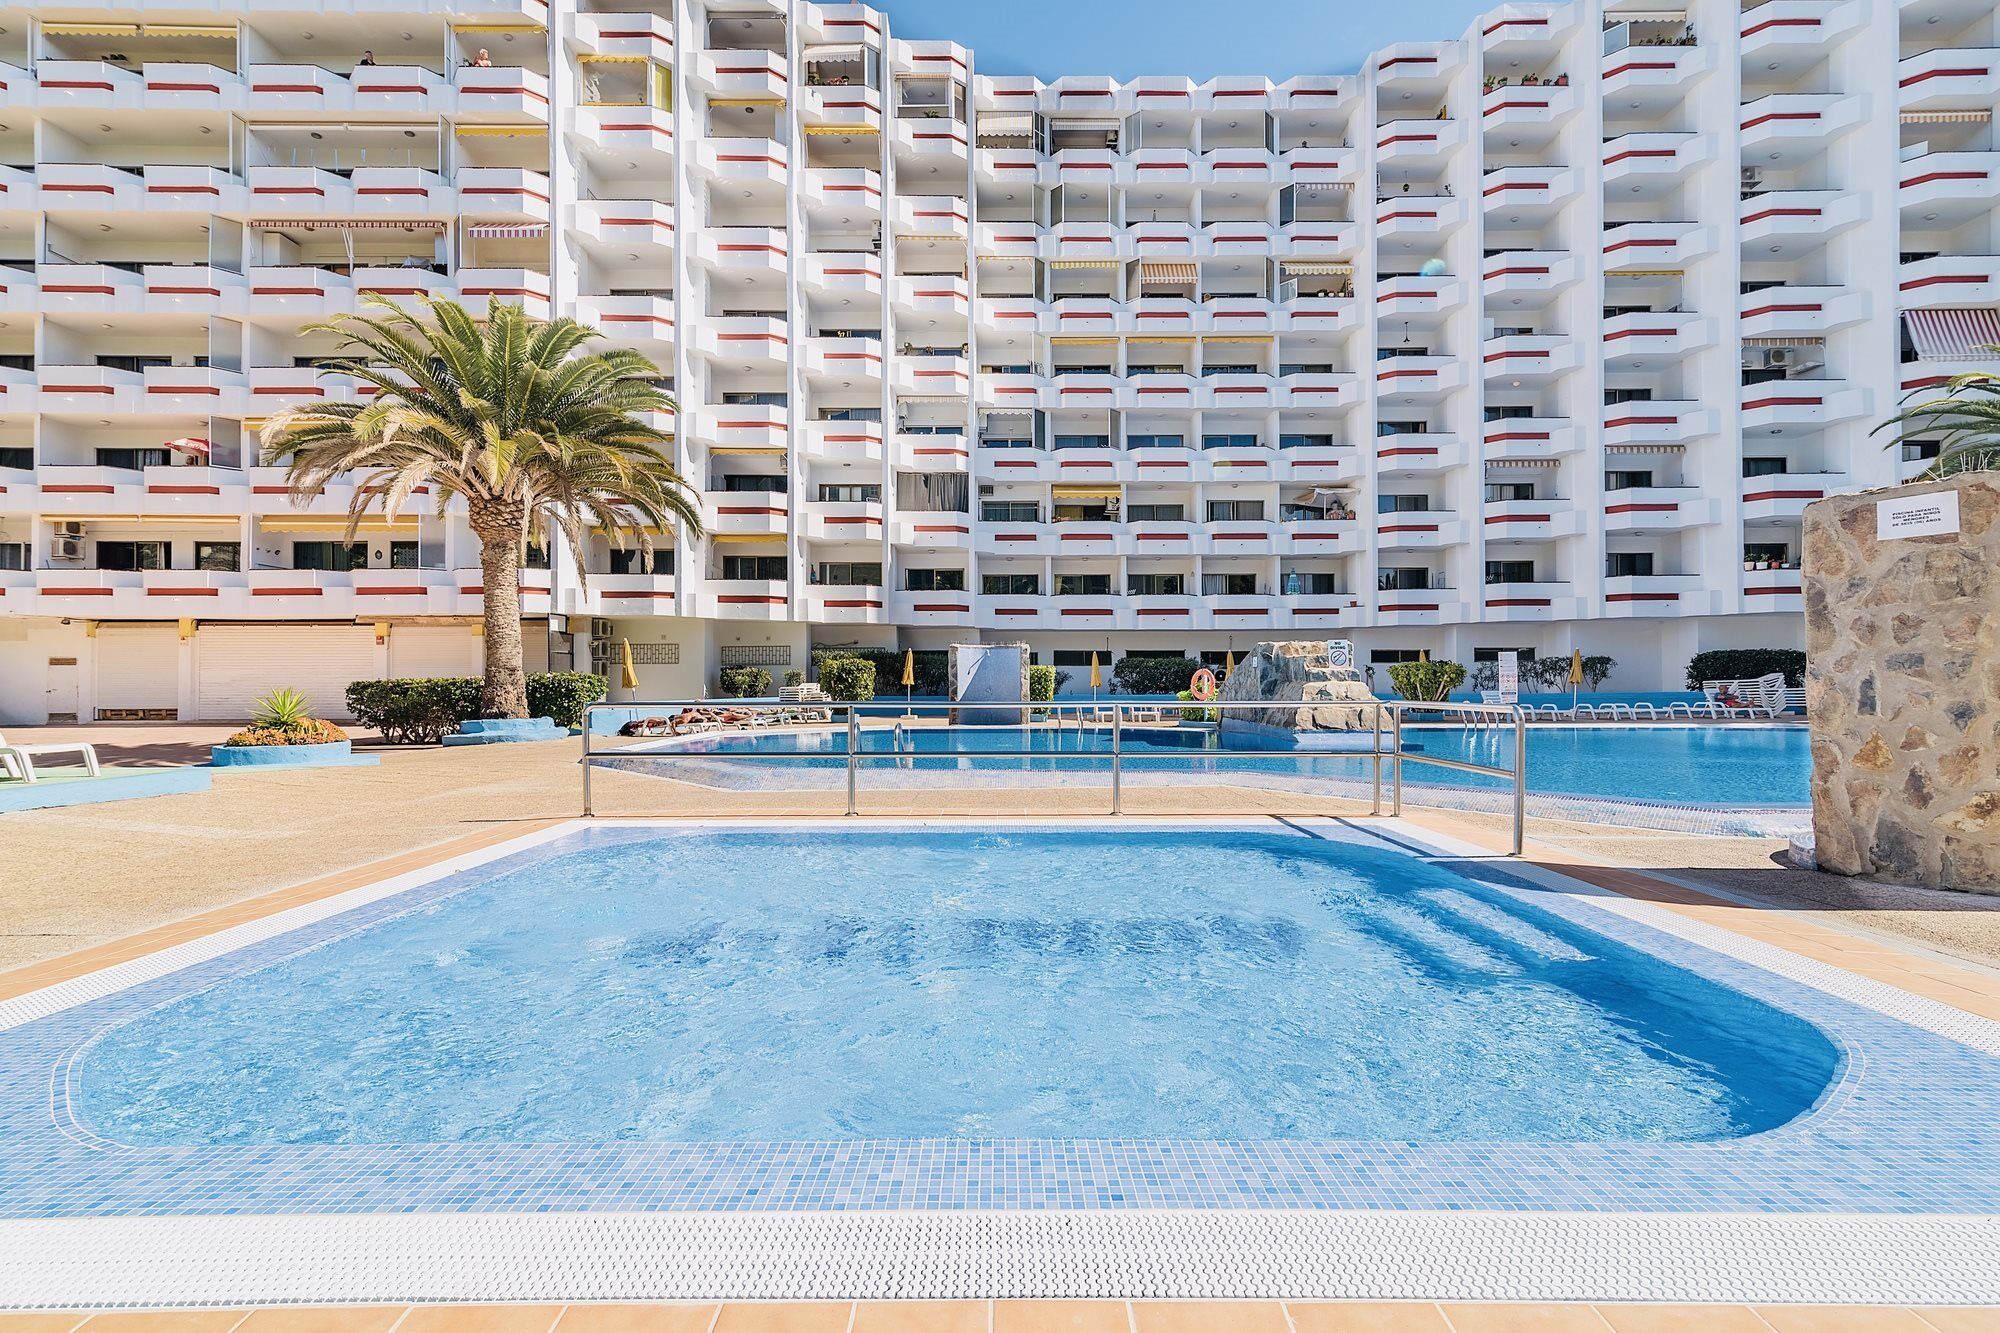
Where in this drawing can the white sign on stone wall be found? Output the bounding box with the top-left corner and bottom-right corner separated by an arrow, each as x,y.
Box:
1494,650 -> 1520,705
1875,490 -> 1960,540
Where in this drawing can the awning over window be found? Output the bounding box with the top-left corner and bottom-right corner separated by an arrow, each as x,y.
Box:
466,223 -> 547,240
1052,484 -> 1122,499
1138,261 -> 1198,286
1049,336 -> 1118,346
1604,442 -> 1685,455
1485,458 -> 1557,469
802,45 -> 867,63
456,124 -> 549,137
803,124 -> 878,135
978,112 -> 1035,138
1280,260 -> 1353,276
1742,335 -> 1823,348
1050,118 -> 1121,131
1293,180 -> 1353,191
1904,307 -> 2000,361
1901,110 -> 1992,125
249,219 -> 447,231
1048,258 -> 1121,269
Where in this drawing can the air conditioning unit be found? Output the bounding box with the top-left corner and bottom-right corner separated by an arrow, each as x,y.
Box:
52,537 -> 83,562
978,484 -> 996,496
1739,166 -> 1763,189
53,521 -> 86,540
1763,348 -> 1794,369
590,617 -> 615,640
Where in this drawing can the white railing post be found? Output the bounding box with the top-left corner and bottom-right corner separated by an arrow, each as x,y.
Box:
845,705 -> 860,816
1110,702 -> 1123,815
1512,710 -> 1528,856
580,704 -> 594,817
1370,699 -> 1383,817
1390,705 -> 1404,817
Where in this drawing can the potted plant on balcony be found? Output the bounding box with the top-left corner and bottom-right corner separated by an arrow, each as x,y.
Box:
211,688 -> 379,769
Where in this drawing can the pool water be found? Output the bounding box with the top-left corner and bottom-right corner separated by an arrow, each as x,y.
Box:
76,827 -> 1837,1146
670,724 -> 1812,807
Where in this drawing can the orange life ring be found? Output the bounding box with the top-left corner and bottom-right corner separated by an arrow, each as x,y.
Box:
1189,668 -> 1219,701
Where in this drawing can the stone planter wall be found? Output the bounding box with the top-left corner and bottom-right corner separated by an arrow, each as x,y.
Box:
1802,473 -> 1999,891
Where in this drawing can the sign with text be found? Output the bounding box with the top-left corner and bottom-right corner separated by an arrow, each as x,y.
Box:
1325,639 -> 1355,670
1494,650 -> 1520,705
1875,490 -> 1960,541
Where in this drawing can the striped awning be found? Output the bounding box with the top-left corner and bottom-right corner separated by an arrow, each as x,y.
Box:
1281,260 -> 1353,275
1052,485 -> 1122,499
803,124 -> 878,135
1485,458 -> 1557,469
1612,11 -> 1688,23
1051,118 -> 1121,131
1050,336 -> 1118,346
456,124 -> 549,137
1901,110 -> 1992,125
249,219 -> 447,231
1904,307 -> 2000,362
709,445 -> 788,456
978,112 -> 1035,138
1608,270 -> 1682,278
1048,258 -> 1121,269
1293,180 -> 1353,191
1742,335 -> 1823,348
1138,261 -> 1198,286
1604,442 -> 1685,455
802,45 -> 867,63
467,223 -> 547,240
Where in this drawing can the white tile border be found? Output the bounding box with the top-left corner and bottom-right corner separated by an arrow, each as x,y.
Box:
6,815 -> 2000,1307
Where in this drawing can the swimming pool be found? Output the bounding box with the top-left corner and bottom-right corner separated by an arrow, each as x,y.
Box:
655,723 -> 1812,808
74,826 -> 1834,1145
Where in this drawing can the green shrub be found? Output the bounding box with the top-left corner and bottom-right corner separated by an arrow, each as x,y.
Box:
812,648 -> 947,696
783,668 -> 805,688
1111,655 -> 1199,695
816,655 -> 877,701
344,676 -> 483,744
1515,655 -> 1616,692
1028,664 -> 1058,702
1175,688 -> 1218,723
250,687 -> 314,731
1386,659 -> 1467,702
525,671 -> 608,728
1685,648 -> 1806,690
717,665 -> 772,698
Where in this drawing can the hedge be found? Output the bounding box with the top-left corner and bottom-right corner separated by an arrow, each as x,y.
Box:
1386,660 -> 1466,702
1028,664 -> 1059,702
1175,688 -> 1217,722
345,671 -> 607,742
816,655 -> 877,701
1111,655 -> 1199,695
717,665 -> 771,698
814,648 -> 948,697
1685,648 -> 1806,690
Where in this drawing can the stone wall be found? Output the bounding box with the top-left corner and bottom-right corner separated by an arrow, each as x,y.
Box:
1803,473 -> 1999,892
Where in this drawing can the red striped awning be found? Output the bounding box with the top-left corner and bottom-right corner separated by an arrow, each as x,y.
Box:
249,219 -> 448,232
466,223 -> 548,239
1903,306 -> 2000,361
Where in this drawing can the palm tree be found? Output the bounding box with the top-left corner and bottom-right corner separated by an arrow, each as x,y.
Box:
1873,357 -> 2000,480
264,295 -> 699,718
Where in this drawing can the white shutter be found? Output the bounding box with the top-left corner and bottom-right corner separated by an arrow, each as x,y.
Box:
196,624 -> 378,721
388,625 -> 482,679
93,625 -> 181,717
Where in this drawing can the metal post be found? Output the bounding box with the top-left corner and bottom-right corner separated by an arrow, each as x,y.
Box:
1370,700 -> 1382,817
1110,702 -> 1123,815
581,705 -> 593,817
1390,706 -> 1404,817
1511,711 -> 1527,856
845,705 -> 860,817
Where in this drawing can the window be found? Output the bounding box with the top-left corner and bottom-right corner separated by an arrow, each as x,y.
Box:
1126,433 -> 1185,450
1053,433 -> 1110,450
389,541 -> 421,570
1128,573 -> 1187,596
1741,456 -> 1787,478
819,406 -> 881,421
1484,560 -> 1536,585
1484,483 -> 1536,503
1605,469 -> 1654,491
722,392 -> 787,406
1377,568 -> 1431,591
1483,405 -> 1532,421
982,572 -> 1040,595
1201,433 -> 1260,450
1743,543 -> 1790,566
1126,503 -> 1185,522
1604,387 -> 1655,405
609,548 -> 673,575
0,543 -> 25,571
1377,494 -> 1431,513
1370,648 -> 1424,664
1202,572 -> 1259,596
1053,573 -> 1111,596
1282,569 -> 1341,594
0,447 -> 30,471
1279,433 -> 1334,449
292,542 -> 366,572
1379,419 -> 1433,434
95,447 -> 170,471
1051,649 -> 1096,668
1206,499 -> 1266,522
1200,364 -> 1258,377
1472,646 -> 1537,663
1902,440 -> 1942,463
720,475 -> 787,493
1053,501 -> 1115,523
905,567 -> 964,591
194,542 -> 239,572
982,500 -> 1041,523
1279,362 -> 1334,376
814,561 -> 882,587
1606,551 -> 1655,578
816,483 -> 881,503
719,555 -> 787,581
525,544 -> 551,570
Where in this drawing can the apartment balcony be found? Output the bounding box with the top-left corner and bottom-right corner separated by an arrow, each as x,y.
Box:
1206,521 -> 1280,557
1118,592 -> 1195,628
1601,311 -> 1708,366
1602,487 -> 1720,532
687,49 -> 788,101
1738,189 -> 1866,248
1899,151 -> 2000,223
973,147 -> 1042,185
1287,592 -> 1359,629
976,520 -> 1053,555
1375,274 -> 1465,319
245,62 -> 347,112
1374,588 -> 1458,624
1741,470 -> 1850,522
700,579 -> 789,619
798,84 -> 883,133
1483,498 -> 1582,543
142,364 -> 247,413
1480,166 -> 1579,221
893,194 -> 970,243
1899,255 -> 2000,307
243,265 -> 357,319
696,403 -> 788,453
457,268 -> 551,318
244,166 -> 353,215
1482,582 -> 1578,621
892,513 -> 974,550
1899,46 -> 2000,113
1374,355 -> 1463,398
456,168 -> 552,222
1208,593 -> 1283,625
889,588 -> 975,626
1278,220 -> 1360,259
1603,220 -> 1715,273
1483,335 -> 1577,382
1602,133 -> 1702,192
34,59 -> 159,111
349,63 -> 447,112
691,137 -> 785,186
1374,194 -> 1470,241
895,117 -> 970,165
1278,517 -> 1359,555
693,316 -> 788,369
570,200 -> 675,256
796,252 -> 881,303
1483,416 -> 1578,459
1277,372 -> 1357,409
32,465 -> 147,512
1374,118 -> 1467,165
1740,95 -> 1865,162
1599,43 -> 1712,104
893,432 -> 971,472
1740,1 -> 1863,70
891,274 -> 970,320
36,263 -> 146,315
572,12 -> 675,61
36,163 -> 239,214
1602,573 -> 1710,617
348,167 -> 451,217
795,419 -> 880,465
0,363 -> 36,412
1480,83 -> 1575,140
799,336 -> 883,386
1375,42 -> 1456,89
974,220 -> 1041,259
975,371 -> 1047,412
694,226 -> 789,281
1279,145 -> 1359,186
702,493 -> 789,539
1482,250 -> 1578,304
1742,565 -> 1805,610
799,167 -> 884,216
1738,380 -> 1869,434
802,500 -> 884,543
1376,433 -> 1461,473
1049,520 -> 1121,558
1602,400 -> 1715,448
1195,372 -> 1276,412
574,572 -> 679,617
894,356 -> 971,399
572,294 -> 676,352
1376,512 -> 1463,550
36,365 -> 144,414
1739,285 -> 1869,339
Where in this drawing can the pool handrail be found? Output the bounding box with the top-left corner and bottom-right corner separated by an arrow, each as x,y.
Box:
579,698 -> 1530,855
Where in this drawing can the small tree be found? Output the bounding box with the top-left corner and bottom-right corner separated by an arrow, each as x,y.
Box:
1386,660 -> 1466,702
816,656 -> 877,702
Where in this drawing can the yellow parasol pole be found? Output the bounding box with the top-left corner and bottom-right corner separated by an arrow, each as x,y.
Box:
619,638 -> 639,693
1568,646 -> 1585,711
901,648 -> 915,715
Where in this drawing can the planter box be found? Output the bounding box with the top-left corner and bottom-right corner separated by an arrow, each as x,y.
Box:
210,740 -> 379,769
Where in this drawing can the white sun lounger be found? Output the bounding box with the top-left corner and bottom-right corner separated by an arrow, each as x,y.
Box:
0,732 -> 101,784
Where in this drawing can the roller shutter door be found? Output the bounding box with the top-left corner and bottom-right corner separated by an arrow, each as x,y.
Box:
388,625 -> 481,679
93,625 -> 181,719
196,624 -> 378,721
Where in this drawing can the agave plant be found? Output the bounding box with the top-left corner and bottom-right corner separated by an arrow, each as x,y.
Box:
1873,357 -> 2000,480
249,687 -> 315,731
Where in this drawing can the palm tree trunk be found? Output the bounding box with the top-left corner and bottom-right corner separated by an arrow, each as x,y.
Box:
469,500 -> 531,718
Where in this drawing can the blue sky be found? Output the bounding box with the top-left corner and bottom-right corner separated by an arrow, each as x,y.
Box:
874,1 -> 1498,80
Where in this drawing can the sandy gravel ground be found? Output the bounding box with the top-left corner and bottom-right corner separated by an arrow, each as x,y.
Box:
3,722 -> 1997,973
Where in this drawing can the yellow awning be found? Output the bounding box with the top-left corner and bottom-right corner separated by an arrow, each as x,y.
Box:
259,516 -> 418,534
1050,336 -> 1118,346
1048,259 -> 1121,269
1203,334 -> 1273,343
1127,335 -> 1197,344
1901,110 -> 1992,125
804,124 -> 879,135
707,533 -> 786,544
1281,261 -> 1353,276
580,54 -> 652,65
1053,485 -> 1122,499
709,445 -> 789,455
145,25 -> 236,38
456,124 -> 549,138
1608,270 -> 1682,278
456,22 -> 548,34
41,513 -> 239,525
715,96 -> 787,108
44,22 -> 142,36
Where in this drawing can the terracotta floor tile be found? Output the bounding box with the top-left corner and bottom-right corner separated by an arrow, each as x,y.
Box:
235,1311 -> 406,1332
395,1308 -> 564,1333
77,1316 -> 249,1332
1916,1310 -> 2000,1332
0,1317 -> 90,1333
1285,1303 -> 1453,1332
1438,1305 -> 1613,1333
710,1306 -> 852,1333
1753,1309 -> 1936,1333
993,1302 -> 1130,1333
852,1302 -> 987,1333
1592,1306 -> 1773,1333
554,1308 -> 720,1333
1131,1302 -> 1288,1333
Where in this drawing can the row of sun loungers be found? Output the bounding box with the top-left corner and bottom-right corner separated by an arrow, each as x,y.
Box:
1524,700 -> 1770,722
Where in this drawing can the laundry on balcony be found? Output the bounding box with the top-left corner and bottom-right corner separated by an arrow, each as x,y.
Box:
1903,307 -> 2000,362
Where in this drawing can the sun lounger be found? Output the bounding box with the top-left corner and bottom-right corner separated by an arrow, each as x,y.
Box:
0,732 -> 100,784
1630,702 -> 1659,720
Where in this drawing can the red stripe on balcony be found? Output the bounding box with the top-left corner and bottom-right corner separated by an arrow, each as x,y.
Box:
251,587 -> 323,596
146,485 -> 221,495
145,587 -> 219,596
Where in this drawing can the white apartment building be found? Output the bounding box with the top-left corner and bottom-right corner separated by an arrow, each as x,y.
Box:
0,0 -> 1991,721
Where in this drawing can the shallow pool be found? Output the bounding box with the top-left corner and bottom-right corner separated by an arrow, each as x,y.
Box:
76,827 -> 1837,1146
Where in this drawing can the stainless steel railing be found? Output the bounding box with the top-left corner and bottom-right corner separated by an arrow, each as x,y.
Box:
579,697 -> 1528,854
